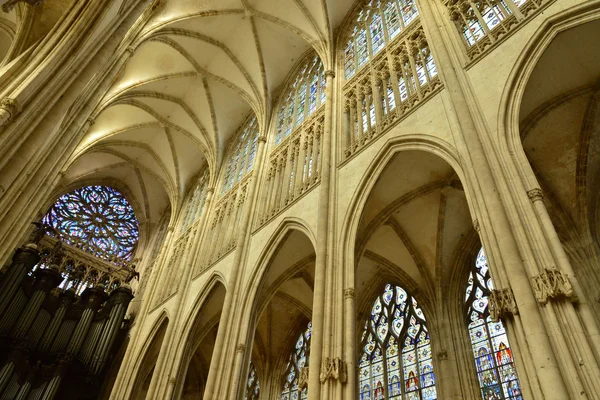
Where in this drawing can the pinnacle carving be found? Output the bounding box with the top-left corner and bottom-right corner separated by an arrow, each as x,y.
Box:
531,269 -> 576,305
488,288 -> 518,322
319,357 -> 348,384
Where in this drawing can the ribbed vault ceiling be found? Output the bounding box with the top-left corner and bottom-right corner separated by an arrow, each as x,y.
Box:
64,0 -> 356,224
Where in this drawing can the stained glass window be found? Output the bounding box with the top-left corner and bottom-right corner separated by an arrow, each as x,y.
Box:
42,186 -> 139,262
359,284 -> 438,400
275,56 -> 326,145
180,169 -> 209,234
344,0 -> 420,80
466,249 -> 522,400
245,361 -> 260,400
281,322 -> 311,400
221,117 -> 259,195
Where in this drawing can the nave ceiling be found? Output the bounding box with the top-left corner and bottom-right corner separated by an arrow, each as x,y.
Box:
60,0 -> 358,227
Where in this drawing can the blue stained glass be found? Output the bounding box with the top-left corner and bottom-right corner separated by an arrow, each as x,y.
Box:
280,322 -> 311,400
359,284 -> 438,399
467,248 -> 521,400
244,362 -> 260,400
42,186 -> 139,262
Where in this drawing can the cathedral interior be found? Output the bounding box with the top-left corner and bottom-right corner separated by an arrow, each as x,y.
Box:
0,0 -> 599,399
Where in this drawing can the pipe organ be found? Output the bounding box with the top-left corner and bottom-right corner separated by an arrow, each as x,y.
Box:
0,224 -> 134,400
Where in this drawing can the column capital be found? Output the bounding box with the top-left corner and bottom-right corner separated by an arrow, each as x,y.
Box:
235,343 -> 246,353
319,357 -> 348,384
472,219 -> 480,232
343,288 -> 355,299
257,135 -> 267,143
530,268 -> 577,305
0,97 -> 21,124
436,350 -> 448,360
489,288 -> 518,322
527,188 -> 544,202
324,70 -> 335,79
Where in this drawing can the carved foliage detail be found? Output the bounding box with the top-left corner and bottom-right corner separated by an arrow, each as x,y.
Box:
531,269 -> 576,305
319,357 -> 348,384
488,288 -> 518,322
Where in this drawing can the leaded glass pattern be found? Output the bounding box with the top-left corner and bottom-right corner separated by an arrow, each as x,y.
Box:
222,117 -> 259,195
275,56 -> 325,145
245,361 -> 260,400
42,186 -> 139,262
466,249 -> 522,400
180,169 -> 209,234
344,0 -> 420,80
359,284 -> 437,400
281,322 -> 312,400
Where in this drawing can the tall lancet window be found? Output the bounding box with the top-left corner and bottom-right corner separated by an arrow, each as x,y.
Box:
245,361 -> 260,400
280,322 -> 312,400
359,284 -> 437,400
222,116 -> 259,195
42,185 -> 139,263
465,249 -> 522,399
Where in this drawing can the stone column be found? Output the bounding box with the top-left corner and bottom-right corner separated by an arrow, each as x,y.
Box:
202,135 -> 267,400
307,69 -> 335,400
416,0 -> 570,398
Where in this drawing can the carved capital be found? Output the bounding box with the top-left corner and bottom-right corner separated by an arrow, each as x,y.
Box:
319,357 -> 348,384
125,45 -> 137,55
527,188 -> 544,203
0,98 -> 21,119
324,70 -> 335,79
436,350 -> 448,360
343,288 -> 355,299
473,219 -> 480,232
257,135 -> 267,143
488,288 -> 518,322
235,344 -> 246,353
531,269 -> 576,305
298,366 -> 309,390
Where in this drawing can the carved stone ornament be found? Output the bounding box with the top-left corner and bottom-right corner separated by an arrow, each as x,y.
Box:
527,188 -> 544,202
473,219 -> 480,232
298,366 -> 309,390
0,98 -> 21,118
488,288 -> 518,322
436,350 -> 448,361
2,0 -> 43,12
343,288 -> 355,299
319,357 -> 348,384
235,344 -> 246,353
531,268 -> 576,305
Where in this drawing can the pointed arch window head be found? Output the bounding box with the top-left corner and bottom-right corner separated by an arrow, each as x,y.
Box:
180,169 -> 209,234
244,361 -> 260,400
344,0 -> 420,80
42,185 -> 139,262
466,249 -> 522,400
275,56 -> 325,145
359,284 -> 438,400
222,117 -> 259,195
281,322 -> 311,400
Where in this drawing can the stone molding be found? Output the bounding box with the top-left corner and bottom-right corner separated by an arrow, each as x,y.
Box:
488,288 -> 518,322
531,269 -> 576,305
319,357 -> 347,384
298,367 -> 309,389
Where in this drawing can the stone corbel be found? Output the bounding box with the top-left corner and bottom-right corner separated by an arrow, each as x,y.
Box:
319,357 -> 348,384
298,366 -> 309,390
531,268 -> 576,305
0,98 -> 21,126
488,288 -> 518,322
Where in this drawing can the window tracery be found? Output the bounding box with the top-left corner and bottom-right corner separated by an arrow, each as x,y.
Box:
281,322 -> 312,400
465,249 -> 522,400
180,169 -> 209,234
42,185 -> 139,263
443,0 -> 553,60
222,116 -> 259,195
275,57 -> 326,145
344,0 -> 419,80
245,361 -> 260,400
359,284 -> 437,400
